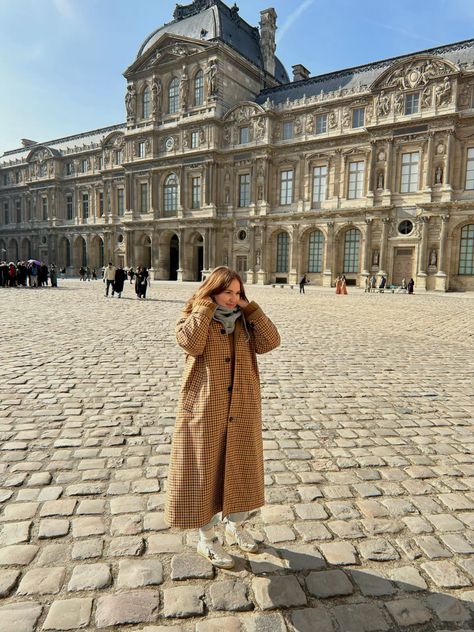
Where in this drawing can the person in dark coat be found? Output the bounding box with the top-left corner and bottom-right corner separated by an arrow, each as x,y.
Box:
299,274 -> 309,294
50,264 -> 58,288
113,265 -> 127,298
135,266 -> 149,299
407,278 -> 415,294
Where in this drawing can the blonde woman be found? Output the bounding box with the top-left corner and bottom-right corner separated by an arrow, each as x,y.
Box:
165,267 -> 280,569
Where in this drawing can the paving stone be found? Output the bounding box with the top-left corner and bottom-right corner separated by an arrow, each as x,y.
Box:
294,521 -> 333,541
306,569 -> 353,598
264,524 -> 296,543
319,541 -> 358,565
415,535 -> 452,559
76,499 -> 106,514
38,518 -> 70,539
143,512 -> 168,531
426,593 -> 472,622
248,547 -> 288,574
290,608 -> 334,632
0,601 -> 42,632
111,514 -> 142,535
108,535 -> 145,556
117,559 -> 164,588
209,579 -> 253,611
278,544 -> 326,571
147,533 -> 182,553
72,516 -> 106,537
195,617 -> 243,632
0,544 -> 39,565
171,552 -> 214,579
244,613 -> 287,632
294,503 -> 328,520
0,521 -> 32,545
0,569 -> 20,597
1,502 -> 39,520
421,561 -> 471,588
350,569 -> 396,596
252,576 -> 307,609
96,591 -> 160,627
358,538 -> 399,561
17,566 -> 65,595
260,505 -> 294,523
334,603 -> 390,632
36,543 -> 70,566
162,585 -> 204,618
43,598 -> 93,630
71,538 -> 103,560
40,499 -> 76,517
110,495 -> 146,514
68,563 -> 111,591
389,566 -> 428,591
386,598 -> 433,626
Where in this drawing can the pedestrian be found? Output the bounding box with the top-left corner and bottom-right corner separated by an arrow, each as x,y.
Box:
92,268 -> 97,280
113,265 -> 127,298
103,262 -> 116,297
370,274 -> 377,293
299,274 -> 309,294
135,266 -> 148,299
379,275 -> 387,292
341,274 -> 348,295
79,266 -> 86,281
86,266 -> 92,282
30,263 -> 38,287
407,278 -> 415,294
335,275 -> 342,294
50,264 -> 58,288
165,266 -> 280,569
128,267 -> 135,284
364,276 -> 370,293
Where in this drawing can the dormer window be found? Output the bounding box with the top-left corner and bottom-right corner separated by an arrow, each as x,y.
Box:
194,71 -> 204,106
405,93 -> 420,115
239,127 -> 250,144
169,78 -> 180,114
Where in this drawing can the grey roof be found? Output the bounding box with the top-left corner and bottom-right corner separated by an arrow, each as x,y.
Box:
0,123 -> 126,167
256,38 -> 474,105
137,0 -> 289,83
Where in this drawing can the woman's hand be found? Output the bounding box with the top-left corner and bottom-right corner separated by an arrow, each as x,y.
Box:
238,297 -> 249,308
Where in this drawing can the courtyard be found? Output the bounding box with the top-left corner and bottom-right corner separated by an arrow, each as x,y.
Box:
0,280 -> 473,632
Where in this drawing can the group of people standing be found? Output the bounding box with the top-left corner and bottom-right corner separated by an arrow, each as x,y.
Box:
0,261 -> 58,288
102,263 -> 149,299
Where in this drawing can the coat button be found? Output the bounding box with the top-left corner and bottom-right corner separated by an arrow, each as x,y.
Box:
220,329 -> 226,334
227,386 -> 232,392
229,416 -> 235,421
225,357 -> 231,363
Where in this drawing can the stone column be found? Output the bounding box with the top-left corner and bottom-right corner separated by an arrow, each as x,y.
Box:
257,224 -> 268,285
203,227 -> 211,275
177,228 -> 186,281
360,218 -> 372,286
125,231 -> 134,268
378,217 -> 390,279
323,221 -> 335,287
382,138 -> 393,204
416,216 -> 430,290
435,214 -> 449,291
367,141 -> 376,201
424,132 -> 434,192
443,130 -> 454,190
247,224 -> 256,284
289,223 -> 299,284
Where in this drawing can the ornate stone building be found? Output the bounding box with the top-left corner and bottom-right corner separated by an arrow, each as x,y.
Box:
1,0 -> 474,290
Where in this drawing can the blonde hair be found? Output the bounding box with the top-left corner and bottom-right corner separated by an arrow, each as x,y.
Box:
183,266 -> 248,314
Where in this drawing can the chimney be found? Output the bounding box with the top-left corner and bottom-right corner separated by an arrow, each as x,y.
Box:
260,8 -> 277,77
292,64 -> 310,82
21,139 -> 37,147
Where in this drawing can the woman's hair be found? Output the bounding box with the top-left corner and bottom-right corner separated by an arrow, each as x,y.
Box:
183,266 -> 248,313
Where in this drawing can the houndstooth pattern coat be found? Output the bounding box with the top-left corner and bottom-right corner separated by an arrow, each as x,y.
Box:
165,299 -> 280,529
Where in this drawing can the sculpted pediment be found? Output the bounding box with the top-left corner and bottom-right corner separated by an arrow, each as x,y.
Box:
372,55 -> 459,92
223,103 -> 265,123
102,132 -> 125,149
126,34 -> 211,76
26,146 -> 59,163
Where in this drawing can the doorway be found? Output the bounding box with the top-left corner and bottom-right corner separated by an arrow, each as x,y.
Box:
170,235 -> 179,281
392,248 -> 414,285
196,245 -> 203,280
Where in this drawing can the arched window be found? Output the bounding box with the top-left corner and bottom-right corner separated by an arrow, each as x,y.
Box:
343,229 -> 360,273
194,70 -> 204,106
168,78 -> 180,114
276,232 -> 289,273
82,239 -> 87,267
308,230 -> 324,273
164,174 -> 179,213
142,86 -> 150,118
66,240 -> 71,267
459,224 -> 474,275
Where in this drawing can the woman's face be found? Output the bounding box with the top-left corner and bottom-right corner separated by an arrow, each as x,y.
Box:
213,278 -> 242,308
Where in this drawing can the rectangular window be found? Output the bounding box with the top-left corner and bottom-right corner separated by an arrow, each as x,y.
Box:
352,107 -> 365,128
138,141 -> 146,158
81,159 -> 88,173
98,191 -> 104,217
15,199 -> 21,223
191,131 -> 199,149
98,156 -> 103,170
42,197 -> 48,220
466,148 -> 474,190
66,162 -> 73,176
313,165 -> 328,204
191,176 -> 201,209
82,193 -> 89,219
117,189 -> 124,216
4,201 -> 9,224
239,173 -> 251,207
26,199 -> 31,221
316,114 -> 327,135
405,93 -> 420,115
140,183 -> 148,213
239,127 -> 250,144
115,150 -> 123,165
3,174 -> 7,186
15,172 -> 20,184
348,161 -> 365,199
459,224 -> 474,275
401,152 -> 419,193
280,170 -> 294,205
66,194 -> 73,220
282,121 -> 294,140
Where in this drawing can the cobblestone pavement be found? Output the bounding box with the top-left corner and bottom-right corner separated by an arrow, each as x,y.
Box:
0,280 -> 473,632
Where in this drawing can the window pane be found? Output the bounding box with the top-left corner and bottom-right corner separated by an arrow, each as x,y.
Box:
316,114 -> 327,135
313,165 -> 327,203
308,230 -> 324,272
117,189 -> 124,216
352,108 -> 365,128
282,121 -> 294,140
169,78 -> 180,114
459,224 -> 474,275
276,232 -> 289,273
143,87 -> 150,118
343,229 -> 360,273
348,161 -> 364,199
400,152 -> 419,193
82,194 -> 89,219
239,127 -> 249,144
192,177 -> 201,208
194,71 -> 204,105
140,183 -> 148,213
239,174 -> 250,207
405,93 -> 420,115
280,170 -> 294,205
466,149 -> 474,190
164,174 -> 178,212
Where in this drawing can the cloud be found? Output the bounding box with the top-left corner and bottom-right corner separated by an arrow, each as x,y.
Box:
277,0 -> 315,44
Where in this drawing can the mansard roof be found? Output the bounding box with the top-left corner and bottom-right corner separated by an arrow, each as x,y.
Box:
256,38 -> 474,105
0,123 -> 125,167
137,0 -> 289,84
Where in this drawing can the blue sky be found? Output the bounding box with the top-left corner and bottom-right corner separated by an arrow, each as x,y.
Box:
0,0 -> 473,154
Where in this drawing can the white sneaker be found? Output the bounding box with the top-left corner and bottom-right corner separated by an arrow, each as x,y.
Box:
225,523 -> 258,553
197,537 -> 234,569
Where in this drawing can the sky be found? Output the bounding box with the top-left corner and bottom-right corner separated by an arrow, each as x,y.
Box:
0,0 -> 473,155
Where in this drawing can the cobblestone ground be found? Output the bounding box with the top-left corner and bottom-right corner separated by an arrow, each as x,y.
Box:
0,280 -> 473,632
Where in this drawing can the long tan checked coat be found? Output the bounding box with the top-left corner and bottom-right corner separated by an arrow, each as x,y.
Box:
165,299 -> 280,529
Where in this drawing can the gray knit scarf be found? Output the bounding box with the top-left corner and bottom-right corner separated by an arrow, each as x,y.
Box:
212,305 -> 242,334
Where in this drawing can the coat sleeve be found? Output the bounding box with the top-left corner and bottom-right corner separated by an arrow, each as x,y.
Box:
176,299 -> 217,357
242,302 -> 281,355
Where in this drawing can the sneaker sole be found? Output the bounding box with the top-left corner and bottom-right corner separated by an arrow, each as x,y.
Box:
196,546 -> 235,570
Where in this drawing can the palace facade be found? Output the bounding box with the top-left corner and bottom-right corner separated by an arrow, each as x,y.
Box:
1,0 -> 474,290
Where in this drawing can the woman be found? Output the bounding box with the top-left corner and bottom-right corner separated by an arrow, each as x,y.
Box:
135,266 -> 148,299
407,278 -> 415,294
341,274 -> 348,295
165,266 -> 280,569
113,265 -> 127,298
335,275 -> 342,294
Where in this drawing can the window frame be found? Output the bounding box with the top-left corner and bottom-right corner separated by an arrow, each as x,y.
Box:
343,228 -> 361,273
66,194 -> 73,220
352,107 -> 365,128
316,114 -> 328,135
191,176 -> 201,209
276,232 -> 289,273
459,224 -> 474,275
279,169 -> 294,206
239,126 -> 250,145
82,193 -> 89,220
194,70 -> 204,106
117,188 -> 125,216
164,173 -> 179,213
347,160 -> 365,199
282,120 -> 294,140
308,230 -> 324,273
400,151 -> 420,193
168,78 -> 180,114
465,147 -> 474,190
238,173 -> 251,208
405,92 -> 420,115
313,165 -> 328,204
140,182 -> 149,213
142,85 -> 151,118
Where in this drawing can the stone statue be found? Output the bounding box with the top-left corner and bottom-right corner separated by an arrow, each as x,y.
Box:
372,250 -> 379,266
328,111 -> 338,129
255,117 -> 266,140
294,117 -> 302,136
377,171 -> 384,190
435,165 -> 443,185
342,108 -> 351,128
306,114 -> 315,134
180,68 -> 188,110
152,78 -> 162,117
438,78 -> 452,107
429,249 -> 437,266
125,84 -> 137,120
394,92 -> 404,114
256,248 -> 261,267
376,90 -> 391,117
206,60 -> 218,98
421,85 -> 432,109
